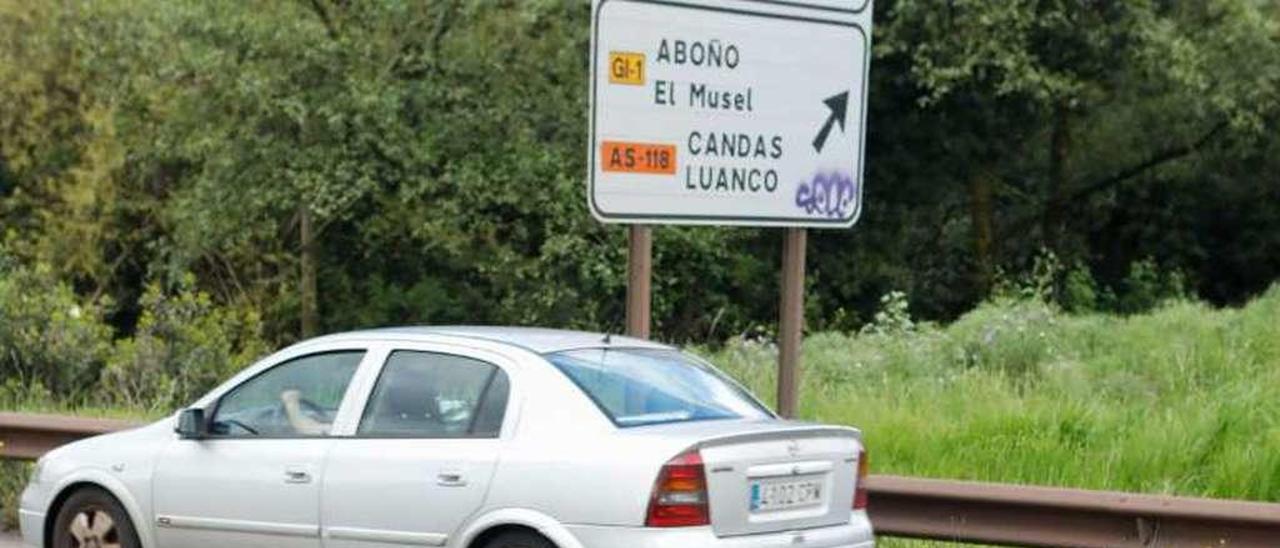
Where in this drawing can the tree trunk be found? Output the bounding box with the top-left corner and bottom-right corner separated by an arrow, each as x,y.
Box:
1044,102 -> 1072,251
968,168 -> 996,297
299,205 -> 319,338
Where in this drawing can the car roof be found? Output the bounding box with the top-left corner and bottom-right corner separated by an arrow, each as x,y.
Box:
312,325 -> 672,354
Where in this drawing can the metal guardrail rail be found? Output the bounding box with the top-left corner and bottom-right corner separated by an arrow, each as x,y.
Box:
3,412 -> 1279,546
866,475 -> 1280,547
0,413 -> 140,459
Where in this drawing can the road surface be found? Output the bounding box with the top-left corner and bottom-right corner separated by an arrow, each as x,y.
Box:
0,532 -> 19,547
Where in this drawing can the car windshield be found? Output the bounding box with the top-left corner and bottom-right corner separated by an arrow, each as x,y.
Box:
545,347 -> 773,427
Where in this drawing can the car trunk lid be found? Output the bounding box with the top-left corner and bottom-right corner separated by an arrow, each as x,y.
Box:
629,420 -> 862,537
701,424 -> 860,536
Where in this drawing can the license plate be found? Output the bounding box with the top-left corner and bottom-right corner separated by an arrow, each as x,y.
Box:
749,478 -> 823,512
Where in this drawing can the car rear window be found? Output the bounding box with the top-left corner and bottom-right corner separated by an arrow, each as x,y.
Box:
545,347 -> 773,427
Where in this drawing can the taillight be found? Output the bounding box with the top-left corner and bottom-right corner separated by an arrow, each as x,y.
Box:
853,447 -> 869,510
645,449 -> 710,527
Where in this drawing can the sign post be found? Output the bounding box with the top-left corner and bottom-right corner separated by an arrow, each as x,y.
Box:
626,225 -> 652,338
589,0 -> 873,417
777,227 -> 807,418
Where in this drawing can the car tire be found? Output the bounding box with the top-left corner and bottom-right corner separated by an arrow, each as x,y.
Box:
481,529 -> 556,548
51,487 -> 141,548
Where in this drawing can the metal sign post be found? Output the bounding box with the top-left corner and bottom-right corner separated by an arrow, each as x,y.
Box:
777,227 -> 807,418
589,0 -> 873,417
626,225 -> 653,338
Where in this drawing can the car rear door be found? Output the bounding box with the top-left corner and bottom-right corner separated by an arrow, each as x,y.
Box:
320,343 -> 515,548
152,348 -> 374,548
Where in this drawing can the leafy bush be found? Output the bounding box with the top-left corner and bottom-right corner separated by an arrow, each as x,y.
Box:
861,290 -> 916,335
994,251 -> 1191,316
0,252 -> 270,411
0,257 -> 112,397
1119,258 -> 1187,314
1060,262 -> 1106,313
102,276 -> 269,410
947,298 -> 1059,383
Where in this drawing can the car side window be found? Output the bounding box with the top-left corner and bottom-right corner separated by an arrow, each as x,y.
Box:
211,351 -> 365,437
358,350 -> 510,438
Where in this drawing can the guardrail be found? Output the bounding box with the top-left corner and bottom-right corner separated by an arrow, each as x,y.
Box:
4,412 -> 1279,546
866,475 -> 1280,547
0,413 -> 140,459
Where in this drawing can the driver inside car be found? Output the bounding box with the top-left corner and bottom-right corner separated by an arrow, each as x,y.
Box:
280,388 -> 332,435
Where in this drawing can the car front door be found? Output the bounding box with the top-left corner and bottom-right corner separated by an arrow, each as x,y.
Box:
152,348 -> 372,548
321,344 -> 514,548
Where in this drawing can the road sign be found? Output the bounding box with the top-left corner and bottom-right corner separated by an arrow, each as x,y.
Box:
589,0 -> 873,228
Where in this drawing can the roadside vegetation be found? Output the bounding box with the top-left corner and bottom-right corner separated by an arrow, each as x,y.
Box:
0,462 -> 26,533
704,284 -> 1280,502
2,1 -> 1279,349
2,0 -> 1279,542
2,278 -> 1276,531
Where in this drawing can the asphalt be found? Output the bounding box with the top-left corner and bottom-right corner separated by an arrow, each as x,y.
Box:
0,532 -> 20,547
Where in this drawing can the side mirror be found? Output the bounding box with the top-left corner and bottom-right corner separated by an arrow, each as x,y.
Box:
175,408 -> 208,440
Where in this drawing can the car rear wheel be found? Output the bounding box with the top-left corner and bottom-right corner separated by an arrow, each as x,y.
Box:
51,487 -> 141,548
480,529 -> 556,548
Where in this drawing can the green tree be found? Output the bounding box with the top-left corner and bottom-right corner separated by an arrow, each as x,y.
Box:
2,0 -> 1279,349
876,0 -> 1280,297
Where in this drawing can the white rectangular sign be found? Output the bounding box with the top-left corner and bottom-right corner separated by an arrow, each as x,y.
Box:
589,0 -> 873,228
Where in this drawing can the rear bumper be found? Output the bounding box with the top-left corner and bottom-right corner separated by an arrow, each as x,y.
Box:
567,513 -> 873,548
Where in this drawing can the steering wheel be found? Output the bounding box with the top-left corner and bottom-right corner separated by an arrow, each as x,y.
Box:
220,418 -> 259,435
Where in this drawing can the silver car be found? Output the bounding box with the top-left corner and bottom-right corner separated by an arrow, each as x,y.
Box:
20,327 -> 873,548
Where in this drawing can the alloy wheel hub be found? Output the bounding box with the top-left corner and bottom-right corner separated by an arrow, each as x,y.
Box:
68,510 -> 120,548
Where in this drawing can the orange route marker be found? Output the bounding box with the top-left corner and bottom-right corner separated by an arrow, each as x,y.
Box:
601,141 -> 677,175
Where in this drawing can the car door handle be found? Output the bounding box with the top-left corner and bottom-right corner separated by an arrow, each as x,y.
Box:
437,471 -> 467,487
284,468 -> 312,484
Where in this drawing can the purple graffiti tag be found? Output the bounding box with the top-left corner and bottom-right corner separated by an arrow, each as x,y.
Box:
795,171 -> 857,218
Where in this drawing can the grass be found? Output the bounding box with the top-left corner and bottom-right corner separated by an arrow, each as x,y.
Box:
698,285 -> 1280,501
0,382 -> 163,422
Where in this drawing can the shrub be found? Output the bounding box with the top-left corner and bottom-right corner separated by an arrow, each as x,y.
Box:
861,290 -> 915,335
101,275 -> 269,410
947,298 -> 1059,384
1120,258 -> 1187,314
0,258 -> 112,397
1060,262 -> 1103,313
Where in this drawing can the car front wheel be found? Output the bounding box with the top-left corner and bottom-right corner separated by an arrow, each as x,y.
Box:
51,487 -> 141,548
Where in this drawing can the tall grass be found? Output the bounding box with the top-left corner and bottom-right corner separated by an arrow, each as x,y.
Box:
699,285 -> 1280,501
0,381 -> 160,421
